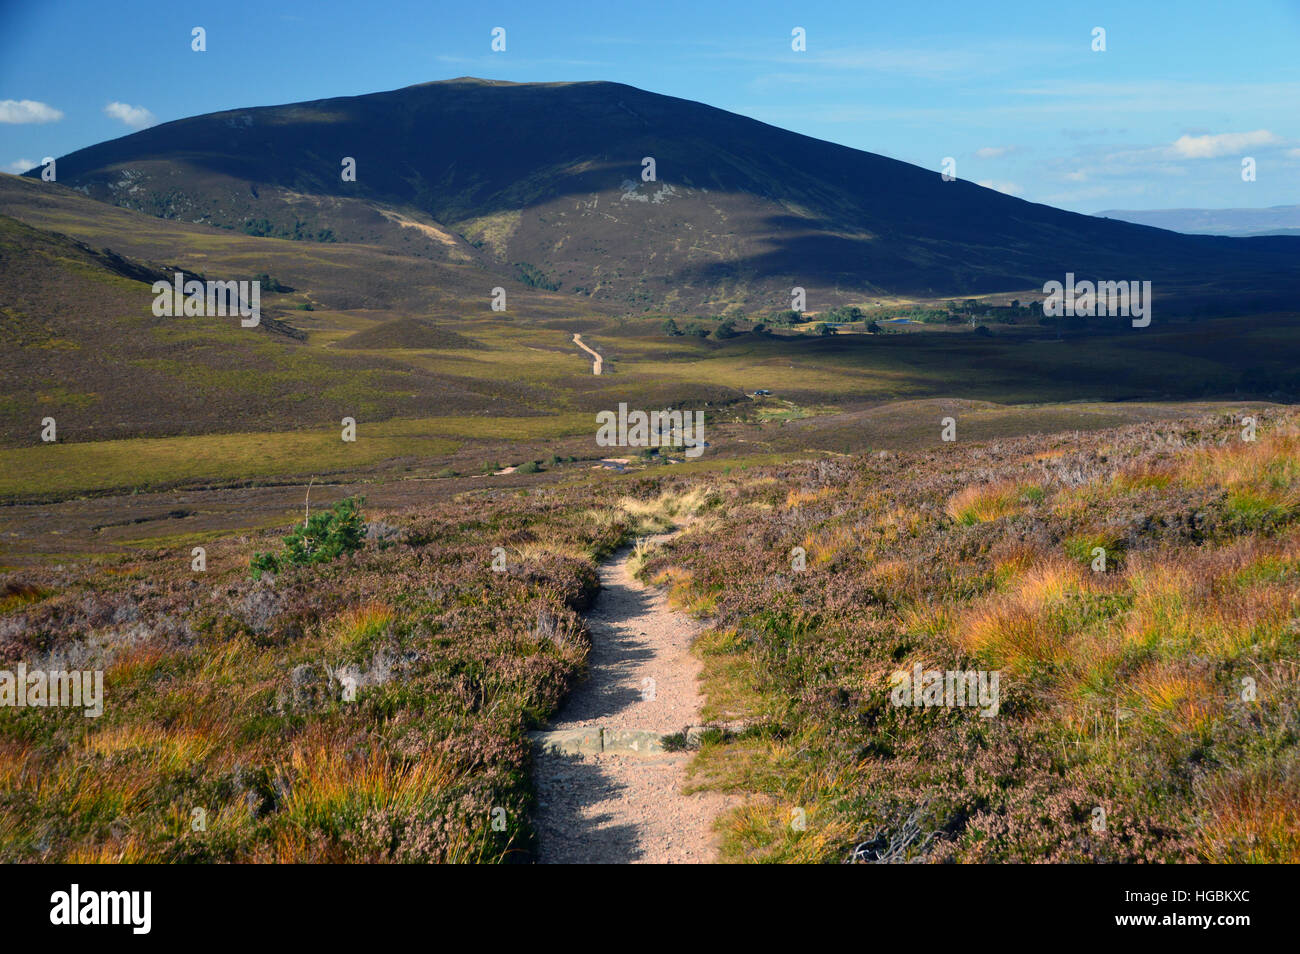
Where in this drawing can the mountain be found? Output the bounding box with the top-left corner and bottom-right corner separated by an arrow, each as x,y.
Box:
1095,205 -> 1300,238
22,77 -> 1300,313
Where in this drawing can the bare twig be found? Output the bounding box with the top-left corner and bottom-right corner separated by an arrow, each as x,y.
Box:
304,477 -> 315,527
845,803 -> 941,864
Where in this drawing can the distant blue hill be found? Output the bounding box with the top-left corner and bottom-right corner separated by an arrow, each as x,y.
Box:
1095,205 -> 1300,237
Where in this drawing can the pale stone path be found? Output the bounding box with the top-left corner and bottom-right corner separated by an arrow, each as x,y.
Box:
532,533 -> 735,863
572,333 -> 603,375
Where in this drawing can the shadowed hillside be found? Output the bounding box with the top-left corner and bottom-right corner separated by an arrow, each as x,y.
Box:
28,78 -> 1300,313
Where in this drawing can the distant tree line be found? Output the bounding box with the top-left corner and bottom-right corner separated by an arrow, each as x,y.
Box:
658,299 -> 1055,339
242,218 -> 337,243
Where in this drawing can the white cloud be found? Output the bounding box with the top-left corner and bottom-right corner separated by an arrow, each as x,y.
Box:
1169,129 -> 1278,159
1064,170 -> 1088,182
0,99 -> 64,124
1286,148 -> 1300,159
976,179 -> 1023,196
974,146 -> 1014,159
104,101 -> 157,129
5,158 -> 38,173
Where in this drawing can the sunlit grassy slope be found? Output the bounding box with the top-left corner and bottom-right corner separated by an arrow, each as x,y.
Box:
646,409 -> 1300,862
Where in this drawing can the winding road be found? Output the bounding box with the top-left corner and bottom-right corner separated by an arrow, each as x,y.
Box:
573,333 -> 603,375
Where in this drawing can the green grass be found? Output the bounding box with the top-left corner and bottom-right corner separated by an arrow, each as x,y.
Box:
0,425 -> 459,497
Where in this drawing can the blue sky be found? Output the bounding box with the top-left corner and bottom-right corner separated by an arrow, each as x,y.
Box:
2,0 -> 1298,212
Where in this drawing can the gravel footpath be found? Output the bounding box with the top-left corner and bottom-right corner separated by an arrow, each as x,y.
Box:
532,534 -> 736,863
